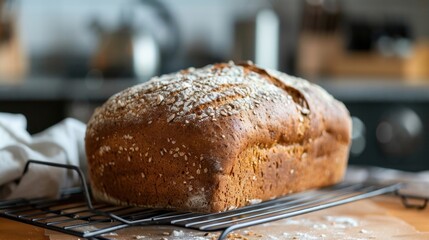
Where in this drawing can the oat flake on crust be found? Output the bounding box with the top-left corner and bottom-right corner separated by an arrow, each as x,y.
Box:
88,62 -> 320,135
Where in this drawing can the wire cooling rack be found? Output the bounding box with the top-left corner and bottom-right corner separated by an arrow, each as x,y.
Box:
0,160 -> 427,240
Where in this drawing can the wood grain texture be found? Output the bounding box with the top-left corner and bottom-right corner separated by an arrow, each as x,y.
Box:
373,196 -> 429,232
0,196 -> 427,239
0,218 -> 48,240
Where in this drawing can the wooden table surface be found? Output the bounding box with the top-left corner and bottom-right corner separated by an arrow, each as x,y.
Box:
0,196 -> 428,240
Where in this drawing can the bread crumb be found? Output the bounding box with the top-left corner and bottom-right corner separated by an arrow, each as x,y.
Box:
102,232 -> 118,236
247,199 -> 262,205
172,230 -> 184,237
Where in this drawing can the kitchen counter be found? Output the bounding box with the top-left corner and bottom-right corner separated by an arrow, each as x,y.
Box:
0,196 -> 428,240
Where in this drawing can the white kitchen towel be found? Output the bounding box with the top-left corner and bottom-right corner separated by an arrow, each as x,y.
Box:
0,113 -> 86,200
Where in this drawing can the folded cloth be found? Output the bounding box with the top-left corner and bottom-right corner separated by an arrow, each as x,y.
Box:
0,113 -> 86,199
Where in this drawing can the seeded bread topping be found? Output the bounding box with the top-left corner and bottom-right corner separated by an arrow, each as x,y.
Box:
86,62 -> 351,213
87,62 -> 314,133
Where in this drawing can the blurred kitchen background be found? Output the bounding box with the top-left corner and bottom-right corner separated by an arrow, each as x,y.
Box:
1,0 -> 429,171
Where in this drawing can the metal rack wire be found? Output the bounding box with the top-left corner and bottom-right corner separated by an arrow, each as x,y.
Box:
0,160 -> 427,240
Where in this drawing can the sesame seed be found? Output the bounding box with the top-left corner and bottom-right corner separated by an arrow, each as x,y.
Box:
167,114 -> 175,123
204,168 -> 208,173
301,108 -> 310,115
156,95 -> 164,105
166,97 -> 175,104
123,134 -> 133,140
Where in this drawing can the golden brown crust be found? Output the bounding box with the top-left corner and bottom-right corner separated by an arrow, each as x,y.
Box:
85,62 -> 351,213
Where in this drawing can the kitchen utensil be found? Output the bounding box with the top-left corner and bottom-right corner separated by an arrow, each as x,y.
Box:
90,0 -> 180,81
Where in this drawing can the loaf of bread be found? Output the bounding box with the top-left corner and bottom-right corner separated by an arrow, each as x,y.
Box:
85,62 -> 351,213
